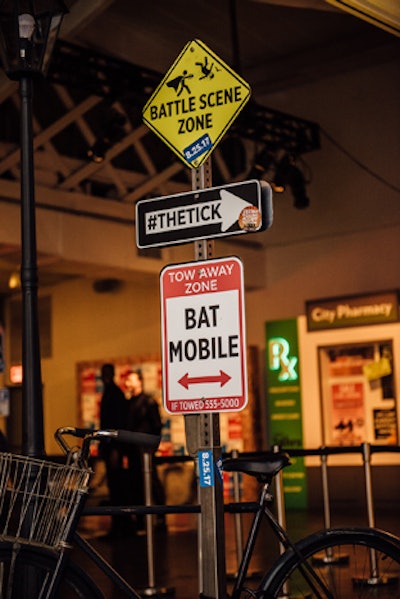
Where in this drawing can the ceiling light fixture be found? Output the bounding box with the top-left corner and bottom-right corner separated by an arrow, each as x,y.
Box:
87,139 -> 111,163
87,108 -> 127,163
8,271 -> 21,290
273,153 -> 311,209
247,145 -> 275,180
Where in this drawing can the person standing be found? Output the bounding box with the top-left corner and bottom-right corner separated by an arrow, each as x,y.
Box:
124,369 -> 166,533
99,363 -> 129,538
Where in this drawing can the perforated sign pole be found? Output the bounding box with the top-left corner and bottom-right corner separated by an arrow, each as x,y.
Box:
184,158 -> 227,599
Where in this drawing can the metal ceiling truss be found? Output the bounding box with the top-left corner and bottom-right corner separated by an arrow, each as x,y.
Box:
0,40 -> 320,208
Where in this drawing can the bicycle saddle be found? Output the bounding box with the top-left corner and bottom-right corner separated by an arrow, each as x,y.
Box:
223,451 -> 291,481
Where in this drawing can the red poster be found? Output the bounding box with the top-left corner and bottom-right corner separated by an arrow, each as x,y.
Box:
331,382 -> 365,445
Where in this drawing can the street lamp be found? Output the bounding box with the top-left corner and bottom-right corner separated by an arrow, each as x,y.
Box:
0,0 -> 67,457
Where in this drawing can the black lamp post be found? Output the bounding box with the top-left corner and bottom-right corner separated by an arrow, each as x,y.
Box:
0,0 -> 67,457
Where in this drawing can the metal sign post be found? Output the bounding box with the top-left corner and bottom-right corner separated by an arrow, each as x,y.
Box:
141,39 -> 254,599
184,159 -> 228,599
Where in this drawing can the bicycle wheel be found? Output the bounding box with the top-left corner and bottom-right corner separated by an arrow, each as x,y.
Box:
258,527 -> 400,598
0,540 -> 104,598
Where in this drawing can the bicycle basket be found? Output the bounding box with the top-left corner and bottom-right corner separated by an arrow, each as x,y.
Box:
0,453 -> 91,548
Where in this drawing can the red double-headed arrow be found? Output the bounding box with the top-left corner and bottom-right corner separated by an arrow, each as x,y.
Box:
178,370 -> 231,389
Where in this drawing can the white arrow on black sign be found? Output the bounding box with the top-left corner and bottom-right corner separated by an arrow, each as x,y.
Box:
136,179 -> 272,248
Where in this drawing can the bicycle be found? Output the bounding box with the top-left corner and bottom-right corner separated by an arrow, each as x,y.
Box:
0,426 -> 399,598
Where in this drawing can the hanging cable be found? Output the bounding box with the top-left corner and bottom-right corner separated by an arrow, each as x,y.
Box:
229,0 -> 242,75
320,127 -> 400,194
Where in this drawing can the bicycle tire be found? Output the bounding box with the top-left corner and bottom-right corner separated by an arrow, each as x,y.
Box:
0,540 -> 105,598
258,527 -> 400,598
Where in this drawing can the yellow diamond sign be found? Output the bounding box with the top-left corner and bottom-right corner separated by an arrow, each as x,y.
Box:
143,39 -> 251,169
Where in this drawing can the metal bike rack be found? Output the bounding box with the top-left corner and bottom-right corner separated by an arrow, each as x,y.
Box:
273,445 -> 287,558
351,443 -> 398,587
225,448 -> 244,580
137,452 -> 175,598
138,444 -> 400,593
311,450 -> 349,566
226,449 -> 262,581
284,443 -> 399,586
273,445 -> 295,599
81,443 -> 400,595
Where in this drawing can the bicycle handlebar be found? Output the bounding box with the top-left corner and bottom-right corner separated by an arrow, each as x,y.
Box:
111,429 -> 161,449
54,426 -> 161,459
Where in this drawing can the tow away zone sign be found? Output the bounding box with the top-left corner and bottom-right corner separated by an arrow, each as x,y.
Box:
160,257 -> 247,414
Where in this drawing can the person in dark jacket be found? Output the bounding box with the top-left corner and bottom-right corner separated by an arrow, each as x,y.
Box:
124,369 -> 166,532
100,363 -> 130,538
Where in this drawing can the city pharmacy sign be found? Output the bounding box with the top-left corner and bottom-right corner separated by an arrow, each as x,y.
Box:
306,290 -> 399,331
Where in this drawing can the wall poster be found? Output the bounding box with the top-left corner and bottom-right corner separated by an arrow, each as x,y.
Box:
77,349 -> 263,507
318,340 -> 398,446
330,382 -> 365,445
77,349 -> 263,462
77,356 -> 177,456
0,326 -> 4,373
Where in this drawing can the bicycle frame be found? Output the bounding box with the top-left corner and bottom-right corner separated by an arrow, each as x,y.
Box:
49,434 -> 300,599
73,532 -> 142,598
230,476 -> 324,599
20,428 -> 398,599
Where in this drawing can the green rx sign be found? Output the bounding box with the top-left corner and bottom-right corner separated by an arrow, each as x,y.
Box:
265,319 -> 307,508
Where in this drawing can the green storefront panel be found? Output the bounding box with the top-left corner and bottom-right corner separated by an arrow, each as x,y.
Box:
265,318 -> 307,508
